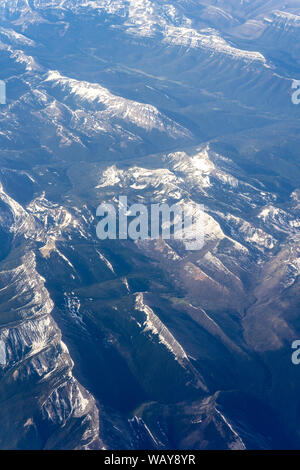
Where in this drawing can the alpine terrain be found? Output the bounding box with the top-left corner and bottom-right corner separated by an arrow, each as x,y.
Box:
0,0 -> 299,450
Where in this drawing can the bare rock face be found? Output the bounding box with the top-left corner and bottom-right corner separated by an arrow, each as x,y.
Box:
0,188 -> 102,449
0,0 -> 299,450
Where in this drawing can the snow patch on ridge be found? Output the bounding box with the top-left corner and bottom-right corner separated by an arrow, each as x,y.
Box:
45,71 -> 191,138
163,26 -> 266,63
135,292 -> 188,361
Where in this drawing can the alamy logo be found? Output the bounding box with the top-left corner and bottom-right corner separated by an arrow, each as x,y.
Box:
96,197 -> 205,251
0,80 -> 6,105
291,340 -> 300,365
291,80 -> 300,105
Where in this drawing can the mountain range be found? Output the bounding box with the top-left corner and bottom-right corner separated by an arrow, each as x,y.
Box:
0,0 -> 299,450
